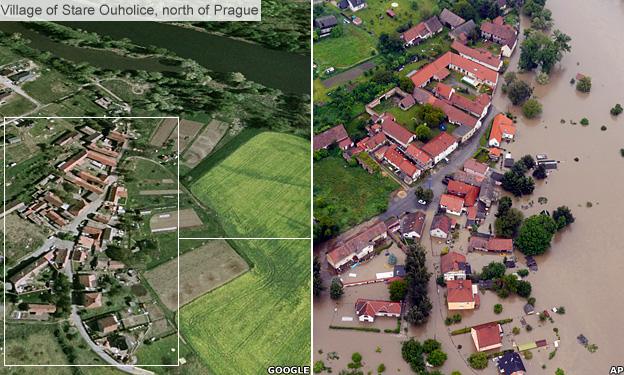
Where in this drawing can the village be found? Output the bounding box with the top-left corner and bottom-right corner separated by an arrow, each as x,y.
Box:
3,119 -> 178,367
313,1 -> 575,374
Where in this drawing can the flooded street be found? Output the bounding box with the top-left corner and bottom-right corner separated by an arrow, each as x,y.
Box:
314,1 -> 624,373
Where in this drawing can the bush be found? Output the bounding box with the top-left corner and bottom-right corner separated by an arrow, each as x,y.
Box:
526,324 -> 533,331
517,269 -> 530,277
611,103 -> 623,116
427,349 -> 448,367
494,304 -> 503,314
422,339 -> 441,354
580,117 -> 589,126
523,350 -> 533,359
377,363 -> 386,373
507,79 -> 533,105
522,98 -> 543,118
512,326 -> 521,335
313,361 -> 326,373
468,352 -> 489,369
329,278 -> 344,299
576,76 -> 591,92
517,215 -> 557,255
536,71 -> 549,85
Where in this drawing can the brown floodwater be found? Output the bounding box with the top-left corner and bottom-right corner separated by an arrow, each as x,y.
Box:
315,1 -> 624,373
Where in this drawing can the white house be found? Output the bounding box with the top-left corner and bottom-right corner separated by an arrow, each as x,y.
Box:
347,0 -> 367,12
355,299 -> 402,322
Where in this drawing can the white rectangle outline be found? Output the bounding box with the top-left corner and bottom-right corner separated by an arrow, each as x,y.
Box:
2,116 -> 182,368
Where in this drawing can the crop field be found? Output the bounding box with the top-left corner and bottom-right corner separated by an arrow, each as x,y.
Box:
144,240 -> 248,310
149,208 -> 203,233
150,118 -> 177,146
314,155 -> 398,233
183,119 -> 229,167
314,24 -> 377,71
168,119 -> 204,152
188,130 -> 310,238
179,239 -> 310,375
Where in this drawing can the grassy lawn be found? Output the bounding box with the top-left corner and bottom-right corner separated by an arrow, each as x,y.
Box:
343,0 -> 438,37
101,79 -> 146,103
4,323 -> 72,369
0,48 -> 21,65
2,213 -> 51,267
22,69 -> 77,104
179,239 -> 310,375
187,130 -> 310,238
0,93 -> 36,117
136,333 -> 193,367
313,78 -> 330,103
314,155 -> 398,231
314,24 -> 377,71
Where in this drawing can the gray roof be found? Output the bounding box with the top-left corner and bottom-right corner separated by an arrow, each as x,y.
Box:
439,8 -> 465,28
498,352 -> 526,374
315,15 -> 338,29
424,16 -> 443,34
450,20 -> 476,39
453,124 -> 473,137
348,0 -> 366,6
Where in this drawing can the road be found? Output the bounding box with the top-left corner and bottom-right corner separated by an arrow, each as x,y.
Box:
379,103 -> 501,220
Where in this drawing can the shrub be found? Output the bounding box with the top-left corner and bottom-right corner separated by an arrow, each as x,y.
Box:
526,324 -> 533,332
580,118 -> 589,126
329,278 -> 344,299
517,269 -> 530,277
468,352 -> 489,369
576,76 -> 592,92
522,98 -> 542,118
523,350 -> 533,360
427,349 -> 448,367
377,363 -> 386,373
512,326 -> 521,335
611,103 -> 623,116
313,361 -> 326,374
601,125 -> 607,131
494,304 -> 503,314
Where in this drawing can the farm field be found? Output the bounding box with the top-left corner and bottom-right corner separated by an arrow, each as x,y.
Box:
4,323 -> 71,368
1,213 -> 51,267
150,118 -> 177,146
149,208 -> 203,233
314,155 -> 398,233
314,24 -> 377,71
188,130 -> 310,238
179,239 -> 310,375
144,240 -> 248,310
170,119 -> 204,152
183,119 -> 229,168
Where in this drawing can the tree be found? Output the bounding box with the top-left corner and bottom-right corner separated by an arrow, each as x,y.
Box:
519,29 -> 571,73
377,363 -> 386,373
415,186 -> 434,203
330,25 -> 344,38
378,33 -> 404,54
427,349 -> 448,367
516,214 -> 557,255
495,207 -> 524,238
576,76 -> 591,93
480,262 -> 506,280
422,339 -> 441,354
507,79 -> 533,105
468,352 -> 489,369
329,277 -> 344,299
415,123 -> 432,141
313,257 -> 324,296
532,164 -> 547,179
404,243 -> 432,325
516,280 -> 532,298
388,279 -> 408,301
402,339 -> 425,373
522,98 -> 542,118
552,206 -> 575,230
502,171 -> 535,196
453,0 -> 477,21
610,103 -> 623,116
494,304 -> 503,314
555,369 -> 565,375
520,154 -> 536,169
416,103 -> 446,128
496,196 -> 513,218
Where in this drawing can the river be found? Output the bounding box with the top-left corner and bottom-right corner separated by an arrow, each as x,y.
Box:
0,22 -> 309,94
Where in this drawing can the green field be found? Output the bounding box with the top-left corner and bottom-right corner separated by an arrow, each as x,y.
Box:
4,324 -> 71,369
314,155 -> 398,232
188,130 -> 310,238
0,93 -> 36,117
314,24 -> 377,71
22,69 -> 77,104
343,0 -> 438,37
179,239 -> 310,375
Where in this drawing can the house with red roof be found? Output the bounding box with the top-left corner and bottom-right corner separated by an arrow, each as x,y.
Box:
401,16 -> 443,46
480,17 -> 518,57
399,211 -> 426,239
487,238 -> 513,253
471,322 -> 503,351
433,82 -> 454,100
440,193 -> 465,216
447,279 -> 478,310
449,92 -> 491,119
355,298 -> 402,322
380,115 -> 416,147
422,132 -> 458,165
447,180 -> 480,207
440,251 -> 469,280
430,215 -> 455,239
357,132 -> 388,152
383,145 -> 422,182
411,52 -> 499,89
404,143 -> 433,170
489,113 -> 516,147
326,221 -> 387,271
313,124 -> 353,151
451,41 -> 503,71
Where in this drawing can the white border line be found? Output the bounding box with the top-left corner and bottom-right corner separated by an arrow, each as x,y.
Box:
2,116 -> 181,368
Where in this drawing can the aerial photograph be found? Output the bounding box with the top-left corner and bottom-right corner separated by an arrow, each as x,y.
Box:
313,0 -> 623,374
0,1 -> 311,374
